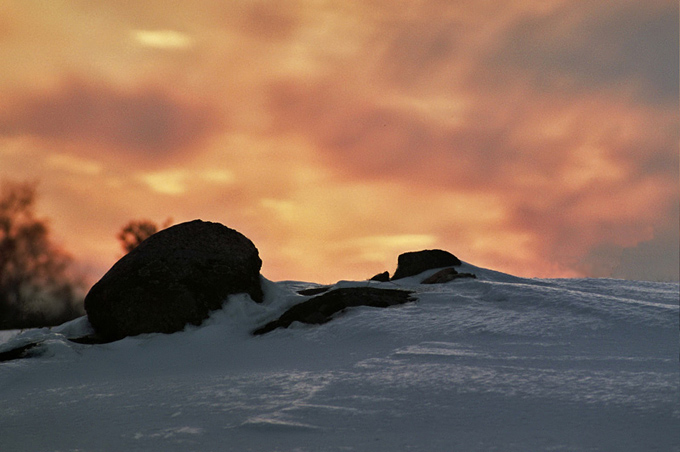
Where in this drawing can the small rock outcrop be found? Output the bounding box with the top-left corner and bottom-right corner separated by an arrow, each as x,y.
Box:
391,249 -> 462,280
253,287 -> 415,335
297,286 -> 331,296
0,341 -> 46,363
369,271 -> 390,282
84,220 -> 263,341
421,267 -> 476,284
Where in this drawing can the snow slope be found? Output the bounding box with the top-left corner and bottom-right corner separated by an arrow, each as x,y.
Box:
1,263 -> 678,451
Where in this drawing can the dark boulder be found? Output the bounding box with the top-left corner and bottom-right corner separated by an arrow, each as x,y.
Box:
391,249 -> 462,280
421,267 -> 476,284
84,220 -> 263,341
253,287 -> 415,335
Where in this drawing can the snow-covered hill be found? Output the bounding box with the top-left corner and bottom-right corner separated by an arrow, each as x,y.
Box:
1,263 -> 678,451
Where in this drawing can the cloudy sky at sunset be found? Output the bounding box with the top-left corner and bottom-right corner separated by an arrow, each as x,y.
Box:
1,0 -> 677,283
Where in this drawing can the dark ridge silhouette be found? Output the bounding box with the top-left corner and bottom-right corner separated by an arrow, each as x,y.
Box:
253,287 -> 415,335
296,286 -> 331,296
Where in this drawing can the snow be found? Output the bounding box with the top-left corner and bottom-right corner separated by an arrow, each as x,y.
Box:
1,263 -> 678,451
0,330 -> 19,345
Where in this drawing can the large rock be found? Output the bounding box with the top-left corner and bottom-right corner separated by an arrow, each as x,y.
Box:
84,220 -> 263,341
391,249 -> 462,280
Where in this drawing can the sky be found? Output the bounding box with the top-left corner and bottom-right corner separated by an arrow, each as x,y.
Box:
0,0 -> 678,284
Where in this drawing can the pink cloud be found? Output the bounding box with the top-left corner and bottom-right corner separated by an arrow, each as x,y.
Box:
0,79 -> 219,166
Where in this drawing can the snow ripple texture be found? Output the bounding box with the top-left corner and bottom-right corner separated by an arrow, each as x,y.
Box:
1,263 -> 678,451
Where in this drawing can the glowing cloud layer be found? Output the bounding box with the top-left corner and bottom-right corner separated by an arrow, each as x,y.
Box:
0,0 -> 677,283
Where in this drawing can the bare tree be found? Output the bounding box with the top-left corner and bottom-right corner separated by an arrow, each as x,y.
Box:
117,218 -> 172,253
0,180 -> 84,329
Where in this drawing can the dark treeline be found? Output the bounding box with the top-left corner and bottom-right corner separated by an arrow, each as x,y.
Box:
0,180 -> 84,330
0,179 -> 170,331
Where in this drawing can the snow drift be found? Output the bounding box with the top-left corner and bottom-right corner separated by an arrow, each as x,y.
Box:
1,262 -> 678,451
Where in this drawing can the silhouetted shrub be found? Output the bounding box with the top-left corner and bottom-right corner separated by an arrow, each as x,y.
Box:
117,218 -> 172,254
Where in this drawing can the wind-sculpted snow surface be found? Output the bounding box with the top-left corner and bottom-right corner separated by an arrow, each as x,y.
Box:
1,263 -> 678,451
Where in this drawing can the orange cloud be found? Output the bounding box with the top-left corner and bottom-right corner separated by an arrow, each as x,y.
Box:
0,0 -> 676,283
